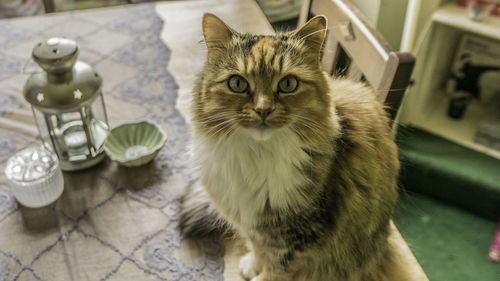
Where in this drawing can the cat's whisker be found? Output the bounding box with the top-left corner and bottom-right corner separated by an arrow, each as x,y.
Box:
291,124 -> 316,140
206,117 -> 233,126
283,25 -> 343,58
205,119 -> 237,138
223,125 -> 238,138
298,28 -> 327,42
198,118 -> 228,126
291,115 -> 327,132
197,112 -> 236,122
292,114 -> 323,126
199,114 -> 231,123
296,24 -> 344,42
290,118 -> 331,143
211,124 -> 236,140
290,126 -> 307,140
203,119 -> 233,132
293,123 -> 322,136
376,85 -> 412,93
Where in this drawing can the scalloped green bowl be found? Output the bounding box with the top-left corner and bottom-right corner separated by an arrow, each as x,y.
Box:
103,121 -> 167,167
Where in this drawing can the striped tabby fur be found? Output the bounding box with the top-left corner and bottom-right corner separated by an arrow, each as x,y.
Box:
180,14 -> 399,281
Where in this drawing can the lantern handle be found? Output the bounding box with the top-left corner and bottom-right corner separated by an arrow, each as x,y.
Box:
21,57 -> 44,75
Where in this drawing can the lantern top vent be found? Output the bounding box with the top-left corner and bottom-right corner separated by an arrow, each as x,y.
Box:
33,37 -> 78,74
23,37 -> 102,113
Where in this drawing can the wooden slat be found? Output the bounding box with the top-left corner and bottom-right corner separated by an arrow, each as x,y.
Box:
375,52 -> 400,102
298,0 -> 313,26
384,53 -> 416,120
346,61 -> 363,82
310,0 -> 391,90
321,33 -> 340,75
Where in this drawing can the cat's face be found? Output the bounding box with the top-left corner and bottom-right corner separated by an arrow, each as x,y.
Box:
194,14 -> 331,142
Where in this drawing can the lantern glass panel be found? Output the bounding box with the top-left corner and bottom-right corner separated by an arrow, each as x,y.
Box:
46,110 -> 88,162
89,93 -> 109,151
32,107 -> 52,151
32,99 -> 109,164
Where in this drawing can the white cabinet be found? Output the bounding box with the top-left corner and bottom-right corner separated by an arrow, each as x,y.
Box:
399,3 -> 500,159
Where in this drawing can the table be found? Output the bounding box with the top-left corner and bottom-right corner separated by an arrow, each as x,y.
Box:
0,1 -> 428,280
0,2 -> 228,280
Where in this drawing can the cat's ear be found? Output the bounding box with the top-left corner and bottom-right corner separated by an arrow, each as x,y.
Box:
294,15 -> 327,53
202,13 -> 233,49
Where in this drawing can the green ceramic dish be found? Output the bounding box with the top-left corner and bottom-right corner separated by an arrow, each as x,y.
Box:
104,121 -> 167,167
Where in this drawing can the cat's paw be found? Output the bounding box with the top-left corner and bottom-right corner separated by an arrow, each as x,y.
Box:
239,252 -> 259,280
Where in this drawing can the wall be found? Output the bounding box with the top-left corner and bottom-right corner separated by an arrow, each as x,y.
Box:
348,0 -> 408,50
378,0 -> 409,50
349,0 -> 381,24
350,0 -> 408,49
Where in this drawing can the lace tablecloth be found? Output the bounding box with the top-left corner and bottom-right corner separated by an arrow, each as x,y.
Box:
0,3 -> 226,281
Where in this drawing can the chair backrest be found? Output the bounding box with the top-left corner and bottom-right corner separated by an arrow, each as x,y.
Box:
299,0 -> 415,120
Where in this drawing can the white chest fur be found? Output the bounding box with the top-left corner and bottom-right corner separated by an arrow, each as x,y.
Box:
191,129 -> 311,227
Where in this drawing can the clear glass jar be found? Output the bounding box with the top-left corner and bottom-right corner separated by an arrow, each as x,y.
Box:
4,145 -> 64,208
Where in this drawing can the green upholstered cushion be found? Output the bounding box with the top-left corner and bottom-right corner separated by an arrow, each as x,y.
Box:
397,126 -> 500,220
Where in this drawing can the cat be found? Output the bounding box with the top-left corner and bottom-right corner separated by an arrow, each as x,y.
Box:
180,13 -> 400,281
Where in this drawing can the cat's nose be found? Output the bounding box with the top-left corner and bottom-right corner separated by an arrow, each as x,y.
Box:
254,106 -> 274,119
253,95 -> 275,119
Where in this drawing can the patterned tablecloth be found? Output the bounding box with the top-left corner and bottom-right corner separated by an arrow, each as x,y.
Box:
0,3 -> 226,281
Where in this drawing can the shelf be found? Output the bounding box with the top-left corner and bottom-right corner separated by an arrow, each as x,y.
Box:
432,3 -> 500,40
410,92 -> 500,160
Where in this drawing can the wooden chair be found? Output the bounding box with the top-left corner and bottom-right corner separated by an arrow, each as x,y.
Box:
293,2 -> 428,281
299,0 -> 415,120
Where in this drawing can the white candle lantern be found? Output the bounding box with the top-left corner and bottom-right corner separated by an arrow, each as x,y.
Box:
23,38 -> 109,171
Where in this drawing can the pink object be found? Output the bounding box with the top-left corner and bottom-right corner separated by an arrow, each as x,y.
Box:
489,221 -> 500,262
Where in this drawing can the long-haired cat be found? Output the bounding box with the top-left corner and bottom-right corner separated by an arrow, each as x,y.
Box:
180,14 -> 399,281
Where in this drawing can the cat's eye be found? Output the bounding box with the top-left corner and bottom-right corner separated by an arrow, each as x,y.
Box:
228,75 -> 249,93
278,75 -> 298,93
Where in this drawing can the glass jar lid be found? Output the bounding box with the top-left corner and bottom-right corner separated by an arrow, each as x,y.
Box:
5,146 -> 59,185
